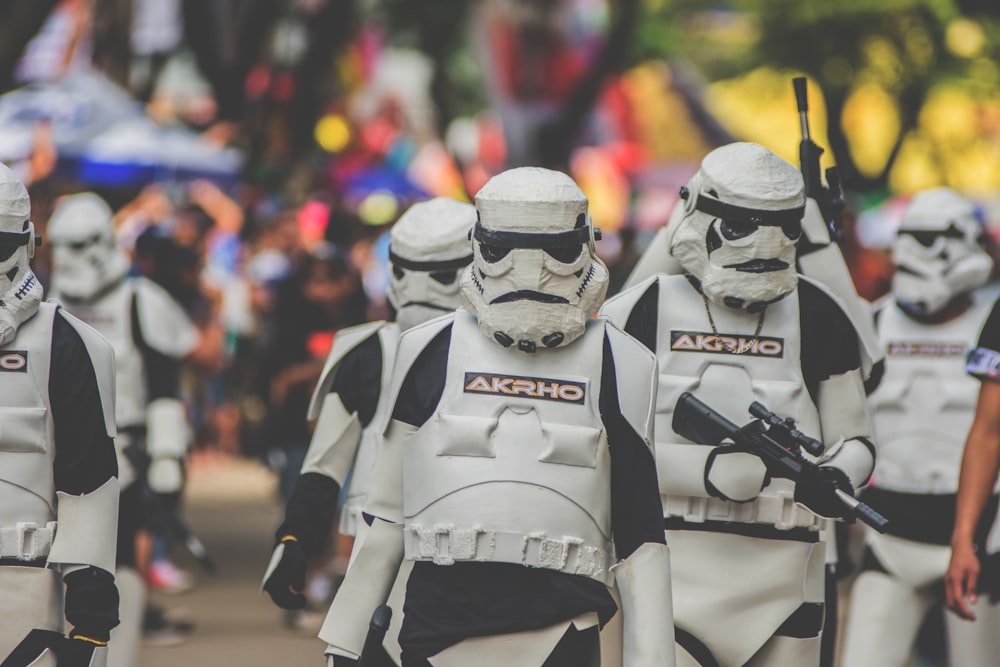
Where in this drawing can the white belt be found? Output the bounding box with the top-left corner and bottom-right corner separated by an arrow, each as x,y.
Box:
0,521 -> 57,560
404,524 -> 614,586
664,490 -> 824,531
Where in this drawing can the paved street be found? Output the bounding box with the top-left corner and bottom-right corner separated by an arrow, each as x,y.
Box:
140,456 -> 325,667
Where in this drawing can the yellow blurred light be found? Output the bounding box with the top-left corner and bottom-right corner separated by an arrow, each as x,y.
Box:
919,87 -> 978,145
359,190 -> 399,226
946,18 -> 985,58
707,67 -> 834,171
315,114 -> 352,153
841,83 -> 900,179
888,132 -> 941,194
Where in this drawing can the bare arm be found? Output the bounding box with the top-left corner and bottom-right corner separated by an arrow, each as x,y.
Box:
946,381 -> 1000,619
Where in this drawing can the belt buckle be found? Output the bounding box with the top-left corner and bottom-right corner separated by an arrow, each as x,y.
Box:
17,523 -> 38,560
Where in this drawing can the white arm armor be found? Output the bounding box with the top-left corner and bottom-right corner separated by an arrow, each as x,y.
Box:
300,393 -> 362,486
146,398 -> 189,459
306,321 -> 387,420
46,309 -> 119,573
301,322 -> 389,486
47,477 -> 120,574
319,418 -> 410,658
133,278 -> 200,358
816,368 -> 875,489
604,322 -> 657,449
611,542 -> 676,667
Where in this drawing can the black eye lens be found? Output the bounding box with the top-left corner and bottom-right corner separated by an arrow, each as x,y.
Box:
480,243 -> 511,263
781,221 -> 802,240
430,270 -> 458,285
544,245 -> 582,263
392,264 -> 405,280
720,219 -> 756,240
905,231 -> 938,247
0,246 -> 17,262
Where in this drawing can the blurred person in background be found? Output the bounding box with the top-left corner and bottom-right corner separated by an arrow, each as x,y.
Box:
263,241 -> 366,504
261,197 -> 475,640
841,188 -> 1000,666
47,191 -> 202,662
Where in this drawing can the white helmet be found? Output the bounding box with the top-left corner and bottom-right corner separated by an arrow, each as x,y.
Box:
386,197 -> 476,331
460,167 -> 609,352
48,192 -> 130,302
0,162 -> 42,344
892,187 -> 992,317
670,142 -> 805,312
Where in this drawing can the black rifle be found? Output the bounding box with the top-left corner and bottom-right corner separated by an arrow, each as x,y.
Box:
793,76 -> 845,244
672,391 -> 889,532
358,605 -> 393,667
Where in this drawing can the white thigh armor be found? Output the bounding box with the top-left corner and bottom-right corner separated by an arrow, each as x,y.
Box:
401,310 -> 615,584
870,296 -> 993,494
0,565 -> 63,666
304,321 -> 399,536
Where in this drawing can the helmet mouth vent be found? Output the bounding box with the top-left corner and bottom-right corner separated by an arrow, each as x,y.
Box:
489,290 -> 569,305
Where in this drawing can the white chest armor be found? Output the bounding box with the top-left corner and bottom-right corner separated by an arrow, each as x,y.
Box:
344,324 -> 399,534
652,275 -> 823,530
402,310 -> 615,584
0,303 -> 59,555
59,279 -> 146,428
870,298 -> 992,494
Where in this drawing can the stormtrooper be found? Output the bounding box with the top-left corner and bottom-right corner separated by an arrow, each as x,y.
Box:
0,164 -> 120,667
600,142 -> 874,667
47,193 -> 200,667
261,197 -> 476,626
319,167 -> 674,667
840,187 -> 1000,666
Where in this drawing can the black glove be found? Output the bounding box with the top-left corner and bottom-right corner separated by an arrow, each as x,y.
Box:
794,465 -> 853,519
263,538 -> 308,610
64,567 -> 120,643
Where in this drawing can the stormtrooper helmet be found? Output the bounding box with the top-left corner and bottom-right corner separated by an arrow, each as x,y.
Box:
460,167 -> 609,352
0,163 -> 35,287
892,187 -> 992,317
48,192 -> 130,302
387,197 -> 476,331
670,142 -> 805,312
0,162 -> 43,345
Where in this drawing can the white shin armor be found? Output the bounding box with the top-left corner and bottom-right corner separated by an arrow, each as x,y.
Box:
611,542 -> 676,667
461,167 -> 609,352
670,143 -> 805,312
